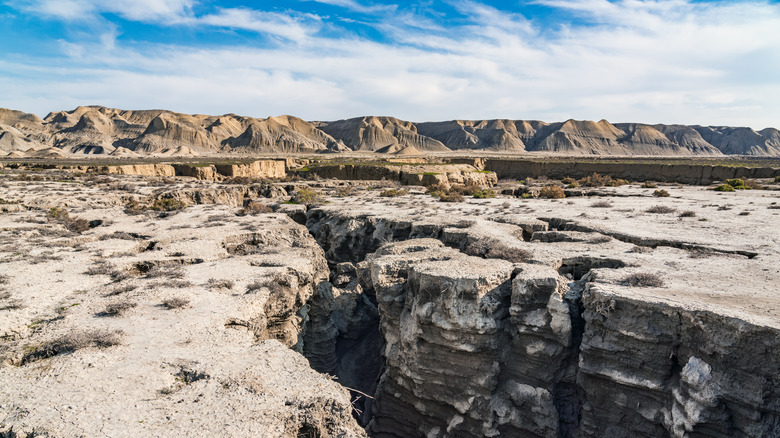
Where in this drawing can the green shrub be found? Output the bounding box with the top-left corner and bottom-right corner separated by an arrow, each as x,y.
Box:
608,179 -> 629,187
566,182 -> 578,188
714,184 -> 735,192
472,189 -> 496,199
291,187 -> 326,205
538,185 -> 565,199
775,176 -> 780,183
520,193 -> 533,199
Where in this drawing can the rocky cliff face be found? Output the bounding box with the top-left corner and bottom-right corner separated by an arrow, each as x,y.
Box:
300,194 -> 780,438
3,106 -> 780,157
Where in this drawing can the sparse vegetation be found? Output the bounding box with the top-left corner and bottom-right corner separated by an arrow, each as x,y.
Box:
19,330 -> 123,365
379,188 -> 409,197
621,273 -> 664,287
578,173 -> 613,187
464,239 -> 531,263
642,181 -> 658,188
591,200 -> 612,208
679,211 -> 696,217
288,187 -> 326,206
427,183 -> 466,202
714,184 -> 736,192
161,297 -> 189,309
472,189 -> 496,199
645,205 -> 676,214
652,189 -> 670,197
538,185 -> 565,199
150,198 -> 188,212
206,279 -> 234,290
237,200 -> 273,216
46,207 -> 91,234
99,301 -> 137,317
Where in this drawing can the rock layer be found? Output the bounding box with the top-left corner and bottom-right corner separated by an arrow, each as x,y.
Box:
3,106 -> 780,156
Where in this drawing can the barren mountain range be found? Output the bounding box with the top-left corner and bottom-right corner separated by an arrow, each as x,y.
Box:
1,106 -> 779,157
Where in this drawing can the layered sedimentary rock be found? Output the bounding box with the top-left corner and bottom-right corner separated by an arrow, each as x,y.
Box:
2,106 -> 780,156
318,116 -> 449,152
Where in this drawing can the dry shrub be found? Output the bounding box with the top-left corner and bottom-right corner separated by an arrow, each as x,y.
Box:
653,189 -> 670,197
538,185 -> 565,199
645,205 -> 676,214
472,189 -> 496,199
464,239 -> 531,263
46,207 -> 91,234
161,297 -> 189,309
642,181 -> 658,188
100,301 -> 136,317
579,173 -> 612,187
290,187 -> 326,205
679,211 -> 696,218
150,198 -> 187,212
207,279 -> 234,290
238,201 -> 273,216
591,200 -> 613,208
379,188 -> 409,197
19,330 -> 123,365
621,273 -> 664,287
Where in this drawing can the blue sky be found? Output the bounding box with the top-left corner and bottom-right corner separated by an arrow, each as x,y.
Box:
1,0 -> 779,128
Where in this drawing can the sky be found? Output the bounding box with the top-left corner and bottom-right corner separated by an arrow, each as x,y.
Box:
0,0 -> 779,128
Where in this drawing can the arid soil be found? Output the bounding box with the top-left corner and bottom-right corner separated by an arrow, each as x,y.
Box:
1,165 -> 778,437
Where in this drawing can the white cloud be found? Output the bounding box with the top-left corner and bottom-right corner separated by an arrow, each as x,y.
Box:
304,0 -> 397,14
2,0 -> 780,129
12,0 -> 194,21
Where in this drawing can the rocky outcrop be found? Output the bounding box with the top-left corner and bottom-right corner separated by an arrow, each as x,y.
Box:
302,164 -> 498,187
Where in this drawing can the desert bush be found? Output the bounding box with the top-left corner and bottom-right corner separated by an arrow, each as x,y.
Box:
743,179 -> 762,190
0,274 -> 9,284
608,179 -> 629,187
775,176 -> 780,183
578,173 -> 612,187
679,211 -> 696,217
449,183 -> 482,196
621,273 -> 664,287
46,207 -> 91,234
206,279 -> 234,290
105,284 -> 138,297
653,189 -> 670,197
290,187 -> 326,205
714,184 -> 736,192
379,188 -> 409,197
472,189 -> 496,199
589,236 -> 612,244
161,297 -> 189,309
566,182 -> 579,188
237,200 -> 273,216
464,239 -> 531,263
19,330 -> 123,365
591,200 -> 612,208
641,181 -> 658,188
150,198 -> 188,211
538,185 -> 565,199
100,301 -> 137,317
645,205 -> 676,214
438,192 -> 465,202
561,177 -> 575,184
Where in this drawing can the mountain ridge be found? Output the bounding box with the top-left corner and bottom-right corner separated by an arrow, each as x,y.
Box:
1,106 -> 778,157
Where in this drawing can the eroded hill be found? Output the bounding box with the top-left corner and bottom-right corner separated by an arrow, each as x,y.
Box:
2,106 -> 780,157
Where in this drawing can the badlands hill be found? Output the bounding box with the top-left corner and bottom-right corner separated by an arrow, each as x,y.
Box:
1,106 -> 779,157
